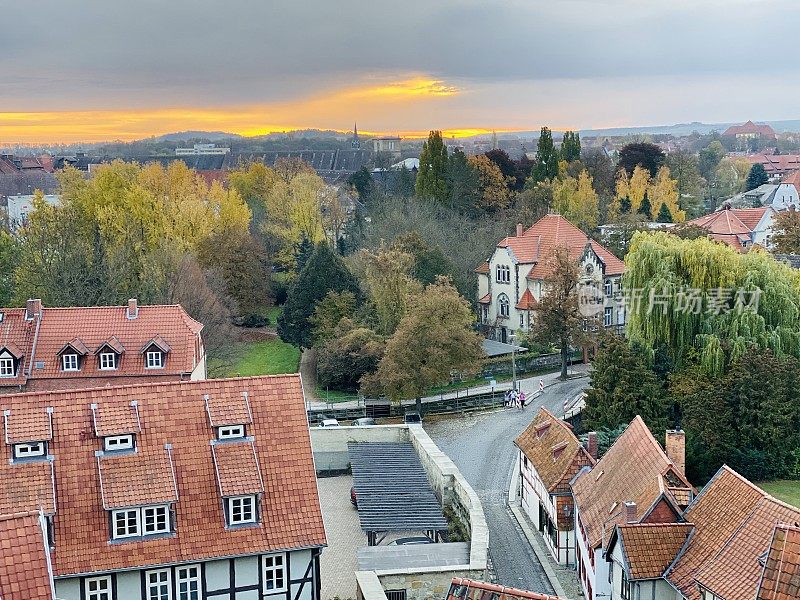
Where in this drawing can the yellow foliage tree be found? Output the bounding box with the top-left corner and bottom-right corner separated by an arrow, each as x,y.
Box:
467,154 -> 511,212
552,169 -> 599,231
648,166 -> 685,222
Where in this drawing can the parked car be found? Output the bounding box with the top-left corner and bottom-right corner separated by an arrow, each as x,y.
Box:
404,411 -> 422,424
350,486 -> 357,507
318,418 -> 340,428
388,536 -> 433,546
351,417 -> 377,426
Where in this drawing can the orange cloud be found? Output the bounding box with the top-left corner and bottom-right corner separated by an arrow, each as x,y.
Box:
0,76 -> 470,144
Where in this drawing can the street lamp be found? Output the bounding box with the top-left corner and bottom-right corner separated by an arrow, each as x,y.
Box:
509,333 -> 517,392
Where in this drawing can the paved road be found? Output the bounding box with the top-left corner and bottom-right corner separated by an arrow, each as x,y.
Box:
426,372 -> 589,594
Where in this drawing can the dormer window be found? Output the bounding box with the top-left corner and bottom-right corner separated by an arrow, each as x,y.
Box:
146,350 -> 164,369
62,353 -> 79,371
111,504 -> 171,540
226,495 -> 257,526
13,441 -> 46,460
99,352 -> 117,370
0,355 -> 14,377
104,434 -> 135,452
218,425 -> 245,440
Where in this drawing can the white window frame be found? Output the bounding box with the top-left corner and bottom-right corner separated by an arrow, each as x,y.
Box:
176,565 -> 202,600
496,264 -> 511,284
227,495 -> 256,526
146,569 -> 172,600
519,313 -> 524,327
112,508 -> 140,539
263,553 -> 286,593
218,425 -> 245,440
62,353 -> 80,371
99,351 -> 117,370
604,280 -> 612,297
146,350 -> 164,369
142,505 -> 170,535
103,434 -> 134,452
85,575 -> 112,600
13,441 -> 46,459
604,307 -> 613,327
0,356 -> 14,377
498,294 -> 510,319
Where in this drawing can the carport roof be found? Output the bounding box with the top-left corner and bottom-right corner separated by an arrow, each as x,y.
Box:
347,442 -> 449,533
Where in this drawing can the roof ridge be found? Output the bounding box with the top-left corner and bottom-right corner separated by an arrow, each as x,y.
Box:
620,521 -> 694,529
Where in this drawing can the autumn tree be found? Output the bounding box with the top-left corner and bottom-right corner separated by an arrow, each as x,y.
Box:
665,150 -> 704,219
513,180 -> 553,226
698,141 -> 725,181
484,149 -> 521,190
771,209 -> 800,253
617,142 -> 665,177
468,154 -> 511,213
309,290 -> 357,345
560,131 -> 581,162
365,277 -> 483,415
581,147 -> 616,198
391,232 -> 454,285
552,170 -> 599,231
228,162 -> 278,237
532,127 -> 559,183
0,231 -> 17,305
317,319 -> 385,392
358,246 -> 422,336
416,130 -> 449,202
533,247 -> 593,379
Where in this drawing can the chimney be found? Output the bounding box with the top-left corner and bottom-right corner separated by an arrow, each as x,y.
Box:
666,430 -> 686,476
516,223 -> 524,237
624,501 -> 637,524
586,431 -> 598,460
25,299 -> 42,321
127,298 -> 139,320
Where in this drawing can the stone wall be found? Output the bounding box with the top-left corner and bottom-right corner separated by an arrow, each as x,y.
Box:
310,425 -> 409,473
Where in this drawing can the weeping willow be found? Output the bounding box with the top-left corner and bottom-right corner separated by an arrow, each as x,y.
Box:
624,231 -> 800,375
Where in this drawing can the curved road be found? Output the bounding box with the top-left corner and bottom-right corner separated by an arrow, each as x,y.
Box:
426,373 -> 588,594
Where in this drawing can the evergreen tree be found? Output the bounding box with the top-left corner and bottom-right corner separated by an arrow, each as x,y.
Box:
277,243 -> 362,348
620,195 -> 632,213
638,191 -> 652,219
560,131 -> 581,162
347,167 -> 374,200
415,130 -> 449,202
745,163 -> 769,191
445,148 -> 479,212
397,165 -> 415,198
656,202 -> 673,223
532,127 -> 559,183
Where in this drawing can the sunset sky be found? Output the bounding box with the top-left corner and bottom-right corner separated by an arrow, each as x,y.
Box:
2,0 -> 799,143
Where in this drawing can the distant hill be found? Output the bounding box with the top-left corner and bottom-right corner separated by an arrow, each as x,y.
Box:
152,131 -> 242,142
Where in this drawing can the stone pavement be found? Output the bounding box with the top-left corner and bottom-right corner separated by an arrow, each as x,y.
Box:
318,475 -> 363,600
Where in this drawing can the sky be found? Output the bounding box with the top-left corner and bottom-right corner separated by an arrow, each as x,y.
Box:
2,0 -> 799,143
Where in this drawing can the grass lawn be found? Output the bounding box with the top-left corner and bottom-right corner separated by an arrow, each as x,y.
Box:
760,480 -> 800,508
265,305 -> 281,325
214,339 -> 300,377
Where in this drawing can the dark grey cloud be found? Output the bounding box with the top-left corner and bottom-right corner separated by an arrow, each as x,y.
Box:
0,0 -> 798,112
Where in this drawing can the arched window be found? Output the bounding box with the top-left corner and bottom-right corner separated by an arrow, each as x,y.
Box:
498,293 -> 510,318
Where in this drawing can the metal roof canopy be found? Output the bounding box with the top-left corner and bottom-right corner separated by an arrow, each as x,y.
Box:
348,442 -> 449,545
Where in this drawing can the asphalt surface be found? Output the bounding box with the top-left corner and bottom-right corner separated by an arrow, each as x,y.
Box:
427,373 -> 589,594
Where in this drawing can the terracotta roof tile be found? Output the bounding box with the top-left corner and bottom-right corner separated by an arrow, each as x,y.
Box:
478,293 -> 491,305
4,407 -> 53,443
140,335 -> 172,354
448,578 -> 564,600
205,391 -> 253,427
98,448 -> 178,509
57,338 -> 89,356
747,154 -> 800,175
571,416 -> 692,549
515,289 -> 538,310
724,121 -> 776,138
0,375 -> 325,576
212,440 -> 264,497
91,402 -> 141,436
0,461 -> 56,515
757,523 -> 800,600
0,309 -> 32,386
615,522 -> 693,580
0,512 -> 54,600
515,408 -> 594,494
475,262 -> 490,274
781,170 -> 800,190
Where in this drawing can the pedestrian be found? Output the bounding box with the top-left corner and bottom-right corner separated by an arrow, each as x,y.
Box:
519,390 -> 526,408
538,379 -> 544,394
504,389 -> 512,408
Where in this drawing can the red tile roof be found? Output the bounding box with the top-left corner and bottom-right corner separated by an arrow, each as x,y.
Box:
571,416 -> 692,550
757,523 -> 800,600
4,406 -> 53,443
478,293 -> 491,305
98,448 -> 179,509
448,578 -> 564,600
495,214 -> 624,278
612,522 -> 693,580
515,408 -> 594,494
686,208 -> 769,252
0,375 -> 326,577
91,401 -> 141,436
212,440 -> 265,497
747,154 -> 800,175
0,461 -> 57,515
474,262 -> 490,274
0,511 -> 54,600
0,301 -> 204,390
205,391 -> 253,427
515,289 -> 538,310
723,121 -> 776,138
782,171 -> 800,190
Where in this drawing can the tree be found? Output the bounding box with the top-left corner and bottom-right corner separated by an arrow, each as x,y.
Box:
365,277 -> 483,415
416,130 -> 449,202
638,191 -> 652,219
656,203 -> 673,223
746,163 -> 769,191
391,232 -> 454,285
309,290 -> 357,345
467,154 -> 511,213
484,149 -> 520,190
533,247 -> 594,379
347,167 -> 374,200
317,320 -> 385,392
581,147 -> 615,198
445,149 -> 480,212
714,157 -> 751,199
532,127 -> 560,183
560,131 -> 581,162
617,142 -> 665,177
698,141 -> 725,181
648,166 -> 685,222
615,166 -> 651,216
665,150 -> 704,219
358,247 -> 422,336
771,209 -> 800,253
228,162 -> 278,238
513,180 -> 552,226
277,243 -> 362,348
0,231 -> 18,306
584,336 -> 671,435
552,170 -> 599,231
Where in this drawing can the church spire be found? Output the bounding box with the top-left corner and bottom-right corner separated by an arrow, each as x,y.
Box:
351,122 -> 360,149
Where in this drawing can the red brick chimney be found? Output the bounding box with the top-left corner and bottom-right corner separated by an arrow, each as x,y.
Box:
624,501 -> 637,524
25,299 -> 42,321
586,431 -> 598,460
666,430 -> 686,476
127,298 -> 139,320
516,223 -> 523,237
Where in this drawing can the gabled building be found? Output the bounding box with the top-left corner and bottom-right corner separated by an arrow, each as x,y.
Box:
604,465 -> 800,600
0,375 -> 326,600
515,408 -> 595,565
571,417 -> 692,600
723,121 -> 777,150
0,510 -> 56,599
686,206 -> 776,251
476,214 -> 626,343
746,153 -> 800,178
0,299 -> 205,393
447,578 -> 563,600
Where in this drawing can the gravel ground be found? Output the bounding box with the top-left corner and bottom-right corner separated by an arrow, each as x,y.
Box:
426,373 -> 588,595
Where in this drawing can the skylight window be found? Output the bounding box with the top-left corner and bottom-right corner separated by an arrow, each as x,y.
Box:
104,434 -> 135,452
13,441 -> 46,460
218,425 -> 245,440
